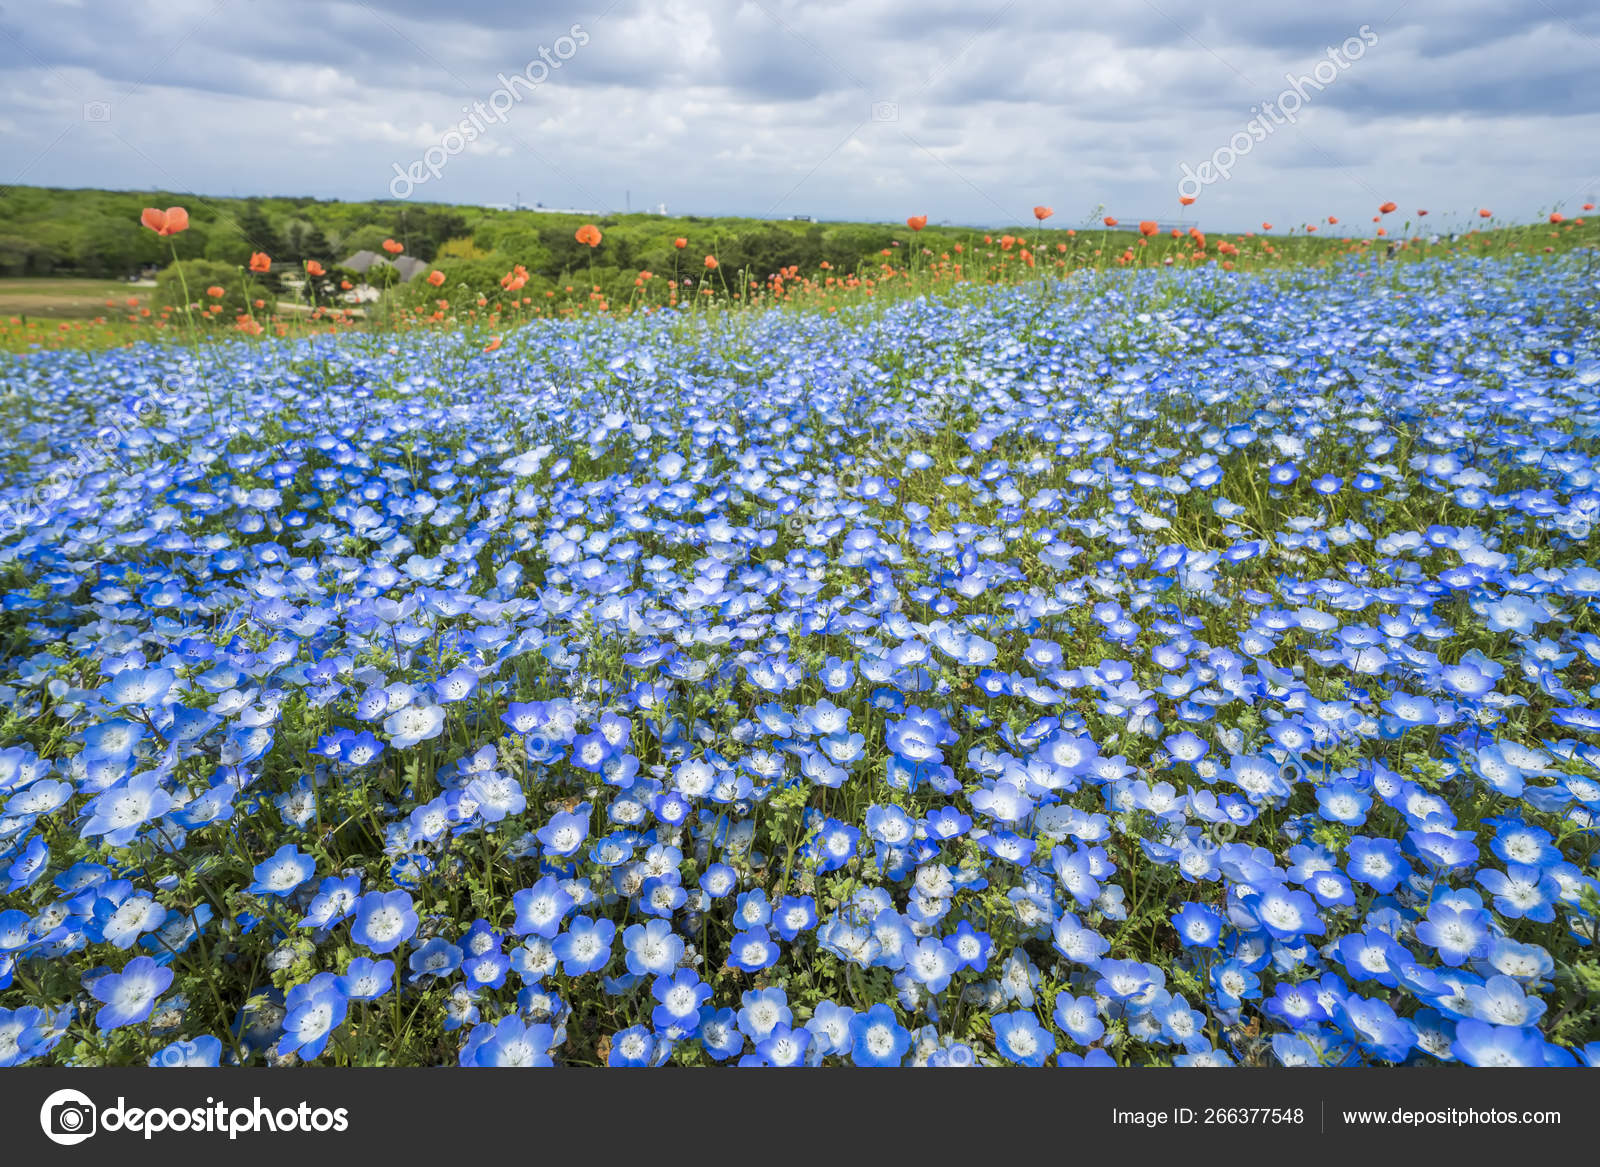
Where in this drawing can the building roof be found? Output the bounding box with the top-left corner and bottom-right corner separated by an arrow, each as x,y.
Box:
340,251 -> 429,281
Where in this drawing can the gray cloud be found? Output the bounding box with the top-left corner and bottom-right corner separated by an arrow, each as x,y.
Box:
0,0 -> 1595,229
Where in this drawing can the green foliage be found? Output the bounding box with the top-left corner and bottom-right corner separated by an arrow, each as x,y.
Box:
153,258 -> 266,317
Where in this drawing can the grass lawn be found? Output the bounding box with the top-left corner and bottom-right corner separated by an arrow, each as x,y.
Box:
0,277 -> 153,318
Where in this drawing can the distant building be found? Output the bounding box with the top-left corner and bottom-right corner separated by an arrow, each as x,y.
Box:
340,250 -> 428,281
522,203 -> 600,216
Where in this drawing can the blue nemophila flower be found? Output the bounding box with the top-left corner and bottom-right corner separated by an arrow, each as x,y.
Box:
350,890 -> 418,955
849,1003 -> 911,1067
339,957 -> 394,1001
944,919 -> 993,972
1171,902 -> 1224,949
727,926 -> 780,973
90,956 -> 173,1030
737,987 -> 791,1044
1477,864 -> 1561,922
248,845 -> 317,898
1345,836 -> 1408,894
756,1024 -> 811,1067
408,936 -> 464,984
1243,885 -> 1325,942
470,1016 -> 557,1067
651,968 -> 712,1031
1451,1020 -> 1545,1067
278,973 -> 349,1060
512,876 -> 575,939
3,261 -> 1599,1067
300,874 -> 362,930
773,895 -> 818,941
1414,902 -> 1492,966
623,918 -> 684,977
609,1024 -> 660,1067
991,1009 -> 1054,1066
82,772 -> 174,847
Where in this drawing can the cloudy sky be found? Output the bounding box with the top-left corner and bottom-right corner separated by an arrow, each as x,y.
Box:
2,0 -> 1597,230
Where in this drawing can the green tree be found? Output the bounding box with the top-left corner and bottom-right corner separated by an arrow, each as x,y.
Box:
232,201 -> 281,258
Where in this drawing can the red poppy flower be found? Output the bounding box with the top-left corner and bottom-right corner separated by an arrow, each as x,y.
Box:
140,206 -> 190,236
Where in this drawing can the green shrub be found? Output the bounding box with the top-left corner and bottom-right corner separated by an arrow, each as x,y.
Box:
153,259 -> 275,319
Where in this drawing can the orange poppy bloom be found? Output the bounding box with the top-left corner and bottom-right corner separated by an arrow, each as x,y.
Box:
249,252 -> 271,272
1178,196 -> 1196,207
206,286 -> 225,298
674,237 -> 687,249
575,224 -> 603,247
704,255 -> 718,269
340,279 -> 352,290
1033,206 -> 1053,221
1261,222 -> 1273,230
1103,217 -> 1118,227
140,206 -> 190,236
1139,221 -> 1158,237
483,336 -> 503,353
427,270 -> 446,287
1549,212 -> 1564,223
906,214 -> 928,231
1327,216 -> 1338,225
382,238 -> 404,254
1585,203 -> 1596,211
305,261 -> 325,277
1417,209 -> 1428,216
1479,209 -> 1491,218
1378,201 -> 1396,214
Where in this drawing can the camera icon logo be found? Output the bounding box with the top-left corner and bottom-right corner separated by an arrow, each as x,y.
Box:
40,1088 -> 97,1146
870,100 -> 898,123
83,101 -> 112,123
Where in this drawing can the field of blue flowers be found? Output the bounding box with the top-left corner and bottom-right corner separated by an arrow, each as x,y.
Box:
1,254 -> 1597,1069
